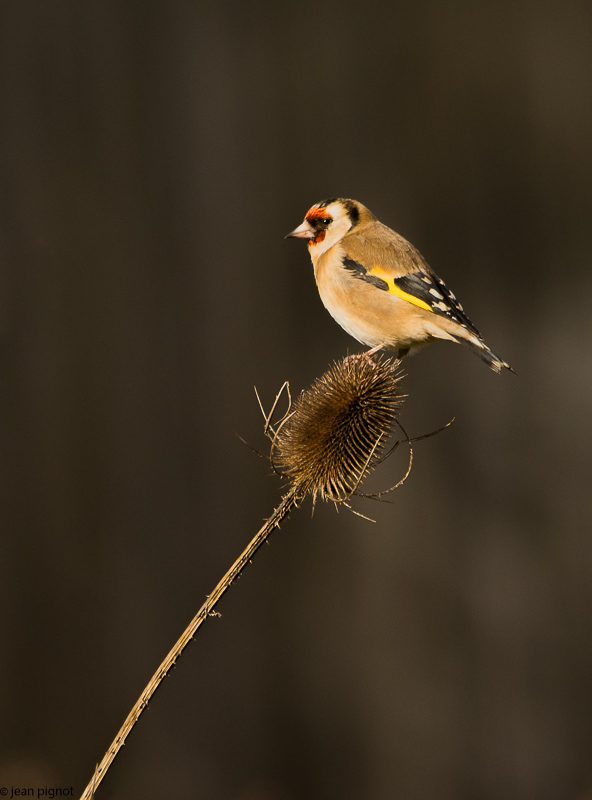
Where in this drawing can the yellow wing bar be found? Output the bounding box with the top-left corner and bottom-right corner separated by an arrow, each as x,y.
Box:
369,266 -> 432,312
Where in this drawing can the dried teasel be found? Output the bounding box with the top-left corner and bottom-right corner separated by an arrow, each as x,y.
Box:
79,352 -> 426,800
267,354 -> 406,503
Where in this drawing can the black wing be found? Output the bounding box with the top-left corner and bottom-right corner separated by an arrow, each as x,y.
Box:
394,271 -> 482,338
343,255 -> 482,338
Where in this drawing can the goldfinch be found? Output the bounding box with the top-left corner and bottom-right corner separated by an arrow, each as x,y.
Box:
286,198 -> 513,373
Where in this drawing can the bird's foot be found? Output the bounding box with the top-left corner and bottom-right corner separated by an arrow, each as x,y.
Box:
343,344 -> 386,369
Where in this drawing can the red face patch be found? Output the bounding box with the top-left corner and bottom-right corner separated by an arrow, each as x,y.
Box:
306,206 -> 331,224
305,207 -> 331,246
308,230 -> 326,246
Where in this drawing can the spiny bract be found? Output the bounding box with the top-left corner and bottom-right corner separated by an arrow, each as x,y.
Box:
274,355 -> 405,502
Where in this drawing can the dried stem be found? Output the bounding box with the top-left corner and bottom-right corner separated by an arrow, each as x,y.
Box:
80,355 -> 416,798
79,489 -> 299,800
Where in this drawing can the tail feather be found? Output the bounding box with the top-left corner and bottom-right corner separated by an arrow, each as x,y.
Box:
456,334 -> 515,374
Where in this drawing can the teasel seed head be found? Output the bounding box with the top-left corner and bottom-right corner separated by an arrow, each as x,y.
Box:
272,354 -> 406,503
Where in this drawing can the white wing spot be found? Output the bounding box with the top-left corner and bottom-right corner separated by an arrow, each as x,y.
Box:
429,288 -> 444,299
421,275 -> 432,284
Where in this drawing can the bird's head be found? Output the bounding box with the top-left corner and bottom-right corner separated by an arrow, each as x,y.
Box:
286,198 -> 367,259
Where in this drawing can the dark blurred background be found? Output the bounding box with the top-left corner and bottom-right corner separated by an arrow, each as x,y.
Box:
1,1 -> 592,798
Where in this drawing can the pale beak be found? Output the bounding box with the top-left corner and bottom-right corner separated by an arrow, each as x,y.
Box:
285,220 -> 315,240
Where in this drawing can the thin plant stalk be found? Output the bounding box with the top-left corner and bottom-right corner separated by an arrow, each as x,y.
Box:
80,355 -> 410,799
79,488 -> 298,800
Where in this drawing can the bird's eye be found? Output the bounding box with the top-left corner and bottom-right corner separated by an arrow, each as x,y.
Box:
322,217 -> 331,225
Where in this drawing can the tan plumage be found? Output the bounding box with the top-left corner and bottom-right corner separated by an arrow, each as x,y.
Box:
286,198 -> 513,373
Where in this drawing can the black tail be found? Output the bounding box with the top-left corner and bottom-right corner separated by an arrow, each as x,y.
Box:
457,335 -> 515,374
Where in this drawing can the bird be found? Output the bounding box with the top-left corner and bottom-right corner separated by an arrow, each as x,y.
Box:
286,198 -> 513,373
